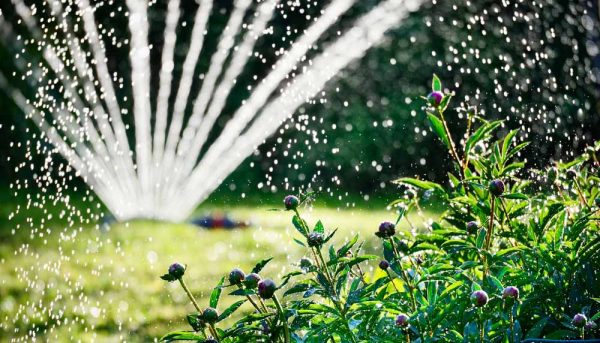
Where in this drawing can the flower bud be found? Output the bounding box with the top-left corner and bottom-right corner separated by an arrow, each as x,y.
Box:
228,268 -> 245,285
566,169 -> 577,180
168,262 -> 186,279
395,313 -> 410,327
471,290 -> 489,307
427,91 -> 443,107
585,321 -> 597,331
284,195 -> 300,210
379,260 -> 390,270
466,221 -> 479,234
375,221 -> 396,239
244,273 -> 261,289
258,279 -> 277,299
307,232 -> 325,247
489,179 -> 505,197
572,313 -> 587,328
202,307 -> 219,324
502,286 -> 519,300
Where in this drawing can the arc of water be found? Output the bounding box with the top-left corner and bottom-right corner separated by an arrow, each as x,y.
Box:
161,0 -> 276,209
168,0 -> 356,206
0,72 -> 123,216
76,0 -> 143,210
160,0 -> 212,193
162,0 -> 254,204
173,0 -> 422,218
152,0 -> 181,212
126,0 -> 154,217
47,0 -> 138,209
162,0 -> 276,208
164,0 -> 355,215
9,0 -> 126,205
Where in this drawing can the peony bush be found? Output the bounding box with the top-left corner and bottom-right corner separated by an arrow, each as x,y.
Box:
159,76 -> 600,342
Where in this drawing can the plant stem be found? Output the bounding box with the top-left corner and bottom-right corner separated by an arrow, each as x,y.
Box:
272,295 -> 290,343
237,285 -> 263,313
385,270 -> 402,294
485,196 -> 496,251
438,109 -> 465,181
405,329 -> 411,343
178,278 -> 202,313
479,308 -> 485,343
208,324 -> 220,342
574,179 -> 590,209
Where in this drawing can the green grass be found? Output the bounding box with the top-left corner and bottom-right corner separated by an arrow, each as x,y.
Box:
0,204 -> 434,342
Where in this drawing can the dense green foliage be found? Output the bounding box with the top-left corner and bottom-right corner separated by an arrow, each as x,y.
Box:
161,77 -> 600,342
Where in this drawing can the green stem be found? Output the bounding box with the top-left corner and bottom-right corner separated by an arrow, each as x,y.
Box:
178,278 -> 202,313
485,196 -> 496,251
208,324 -> 220,342
479,308 -> 485,343
438,109 -> 465,181
574,179 -> 590,209
273,295 -> 290,343
385,270 -> 402,294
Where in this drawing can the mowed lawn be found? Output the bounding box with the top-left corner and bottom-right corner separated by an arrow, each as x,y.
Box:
0,204 -> 433,342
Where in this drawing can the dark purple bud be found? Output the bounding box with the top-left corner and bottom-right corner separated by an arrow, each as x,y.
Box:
379,260 -> 390,270
566,169 -> 577,180
307,232 -> 324,247
284,195 -> 300,210
585,321 -> 597,331
376,221 -> 396,239
572,313 -> 587,328
395,313 -> 410,327
202,307 -> 219,324
228,268 -> 245,285
168,262 -> 186,279
471,290 -> 489,307
466,221 -> 479,234
244,273 -> 261,289
489,179 -> 505,197
502,286 -> 519,300
427,91 -> 443,107
258,279 -> 277,299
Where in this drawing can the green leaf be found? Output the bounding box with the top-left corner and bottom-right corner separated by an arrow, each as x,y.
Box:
251,258 -> 273,274
210,277 -> 225,308
229,288 -> 256,296
217,300 -> 246,322
393,177 -> 444,192
427,113 -> 451,149
439,281 -> 463,299
432,74 -> 442,91
160,274 -> 177,282
161,331 -> 205,342
186,313 -> 203,331
476,228 -> 487,249
292,215 -> 307,236
314,220 -> 325,234
502,193 -> 528,200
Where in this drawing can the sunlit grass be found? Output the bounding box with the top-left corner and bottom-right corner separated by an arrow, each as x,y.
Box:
0,205 -> 434,341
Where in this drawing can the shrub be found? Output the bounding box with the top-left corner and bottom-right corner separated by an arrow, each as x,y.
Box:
159,76 -> 600,342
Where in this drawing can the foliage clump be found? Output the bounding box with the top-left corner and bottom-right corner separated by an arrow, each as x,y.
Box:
160,76 -> 600,342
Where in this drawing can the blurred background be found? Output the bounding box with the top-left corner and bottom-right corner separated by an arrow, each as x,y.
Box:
1,0 -> 599,207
